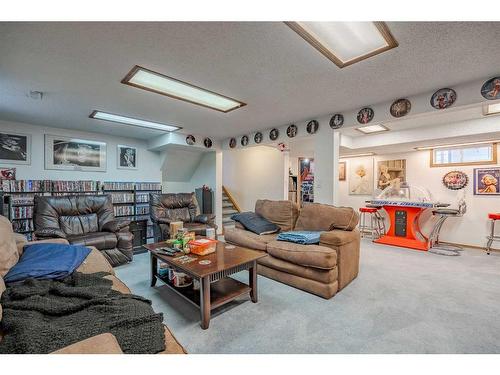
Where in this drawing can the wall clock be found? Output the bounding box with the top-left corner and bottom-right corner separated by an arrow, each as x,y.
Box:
269,128 -> 279,141
254,132 -> 263,144
306,120 -> 319,134
481,77 -> 500,100
430,88 -> 456,109
330,114 -> 344,129
442,171 -> 468,190
229,138 -> 236,148
287,124 -> 297,138
390,99 -> 411,118
357,107 -> 374,124
241,135 -> 249,146
203,137 -> 212,148
185,135 -> 195,145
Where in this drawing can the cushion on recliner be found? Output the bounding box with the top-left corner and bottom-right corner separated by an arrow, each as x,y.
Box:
231,212 -> 280,235
224,227 -> 278,251
266,240 -> 337,269
59,213 -> 99,235
66,232 -> 118,250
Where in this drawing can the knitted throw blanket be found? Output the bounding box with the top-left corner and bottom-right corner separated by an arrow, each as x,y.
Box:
0,272 -> 165,354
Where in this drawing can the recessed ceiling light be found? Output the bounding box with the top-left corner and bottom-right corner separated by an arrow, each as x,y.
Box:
121,65 -> 246,113
89,111 -> 181,132
285,22 -> 398,68
414,139 -> 500,151
484,103 -> 500,116
340,152 -> 376,158
356,124 -> 389,134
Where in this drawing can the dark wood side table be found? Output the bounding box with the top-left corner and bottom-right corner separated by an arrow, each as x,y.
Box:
144,241 -> 266,329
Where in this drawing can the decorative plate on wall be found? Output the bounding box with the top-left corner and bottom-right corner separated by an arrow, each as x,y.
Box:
269,128 -> 279,141
357,107 -> 374,124
442,171 -> 468,190
185,135 -> 196,145
229,138 -> 236,148
390,99 -> 411,118
330,114 -> 344,129
241,135 -> 249,146
287,124 -> 298,138
306,120 -> 319,134
430,88 -> 457,109
254,132 -> 263,144
481,77 -> 500,100
203,137 -> 212,148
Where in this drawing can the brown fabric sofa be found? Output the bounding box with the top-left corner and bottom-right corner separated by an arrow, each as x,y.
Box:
224,200 -> 360,299
0,215 -> 185,354
33,195 -> 133,267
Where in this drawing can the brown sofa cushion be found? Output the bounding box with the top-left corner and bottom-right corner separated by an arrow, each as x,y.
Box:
266,240 -> 337,269
294,203 -> 359,232
0,216 -> 19,278
224,227 -> 277,251
0,275 -> 5,322
255,199 -> 299,231
52,333 -> 123,354
76,247 -> 115,275
320,229 -> 360,246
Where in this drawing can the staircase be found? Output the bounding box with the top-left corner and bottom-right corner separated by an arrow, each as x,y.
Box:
222,186 -> 241,231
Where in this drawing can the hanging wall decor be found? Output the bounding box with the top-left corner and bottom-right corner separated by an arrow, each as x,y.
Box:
287,124 -> 298,138
430,88 -> 457,109
442,171 -> 468,190
357,107 -> 374,124
338,162 -> 346,181
254,132 -> 263,144
306,120 -> 319,134
241,135 -> 249,146
269,128 -> 279,141
330,114 -> 344,129
229,138 -> 236,148
203,137 -> 213,148
481,77 -> 500,100
185,135 -> 196,145
0,167 -> 16,180
390,98 -> 411,118
473,168 -> 500,195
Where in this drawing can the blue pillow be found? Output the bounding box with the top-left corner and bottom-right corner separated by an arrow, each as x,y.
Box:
231,212 -> 280,235
4,243 -> 91,283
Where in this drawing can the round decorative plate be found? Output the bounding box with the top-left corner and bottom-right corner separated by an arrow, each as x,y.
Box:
287,124 -> 298,138
330,114 -> 344,129
254,132 -> 263,144
269,128 -> 279,141
357,107 -> 374,124
241,135 -> 249,146
442,171 -> 468,190
481,77 -> 500,100
430,88 -> 457,109
185,135 -> 196,145
390,98 -> 411,118
306,120 -> 319,134
203,137 -> 212,148
229,138 -> 236,148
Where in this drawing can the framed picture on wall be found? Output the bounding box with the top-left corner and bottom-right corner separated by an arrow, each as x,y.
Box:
117,145 -> 137,169
474,168 -> 500,195
45,134 -> 107,172
339,161 -> 346,181
0,167 -> 16,180
377,159 -> 406,190
0,131 -> 31,165
348,157 -> 374,195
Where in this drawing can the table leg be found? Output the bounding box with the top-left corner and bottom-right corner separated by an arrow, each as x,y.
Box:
200,276 -> 211,329
249,261 -> 258,303
150,253 -> 157,287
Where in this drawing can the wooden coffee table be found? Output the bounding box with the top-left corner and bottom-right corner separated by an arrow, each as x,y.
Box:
144,240 -> 266,329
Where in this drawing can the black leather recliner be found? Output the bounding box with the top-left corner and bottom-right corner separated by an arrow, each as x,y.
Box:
33,195 -> 133,266
149,192 -> 217,241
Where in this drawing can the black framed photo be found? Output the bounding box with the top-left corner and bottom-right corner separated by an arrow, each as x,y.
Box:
287,124 -> 298,138
269,128 -> 279,141
254,132 -> 263,144
0,131 -> 31,165
117,145 -> 137,170
306,120 -> 319,134
330,114 -> 344,129
203,137 -> 213,148
357,108 -> 374,124
390,98 -> 411,118
229,138 -> 237,148
241,135 -> 249,146
430,88 -> 456,109
45,134 -> 106,172
186,135 -> 196,145
481,77 -> 500,100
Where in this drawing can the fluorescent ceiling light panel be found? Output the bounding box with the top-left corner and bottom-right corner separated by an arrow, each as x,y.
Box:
356,124 -> 389,134
340,152 -> 375,158
414,139 -> 500,151
484,103 -> 500,116
121,65 -> 246,113
89,111 -> 181,132
285,22 -> 398,68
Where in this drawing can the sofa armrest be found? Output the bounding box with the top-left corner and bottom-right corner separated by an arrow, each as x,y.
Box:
102,220 -> 130,233
51,333 -> 123,354
34,228 -> 67,239
194,214 -> 215,224
319,229 -> 360,290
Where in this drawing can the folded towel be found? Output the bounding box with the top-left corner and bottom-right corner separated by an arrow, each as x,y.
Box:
277,231 -> 321,245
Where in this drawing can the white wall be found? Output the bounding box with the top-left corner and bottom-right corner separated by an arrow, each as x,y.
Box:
163,151 -> 216,193
223,146 -> 286,211
339,147 -> 500,248
0,119 -> 162,182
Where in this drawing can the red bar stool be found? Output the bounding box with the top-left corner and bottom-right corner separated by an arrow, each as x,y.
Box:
365,203 -> 387,236
486,213 -> 500,255
359,207 -> 382,240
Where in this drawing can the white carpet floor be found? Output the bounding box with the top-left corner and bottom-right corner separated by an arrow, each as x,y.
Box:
115,240 -> 500,353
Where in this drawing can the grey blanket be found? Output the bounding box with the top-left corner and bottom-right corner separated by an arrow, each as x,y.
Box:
0,272 -> 165,354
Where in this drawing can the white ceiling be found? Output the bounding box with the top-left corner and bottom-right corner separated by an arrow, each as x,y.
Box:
1,22 -> 500,140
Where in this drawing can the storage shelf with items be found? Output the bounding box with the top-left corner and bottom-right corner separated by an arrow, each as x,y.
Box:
288,175 -> 298,203
103,182 -> 136,218
51,180 -> 102,196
